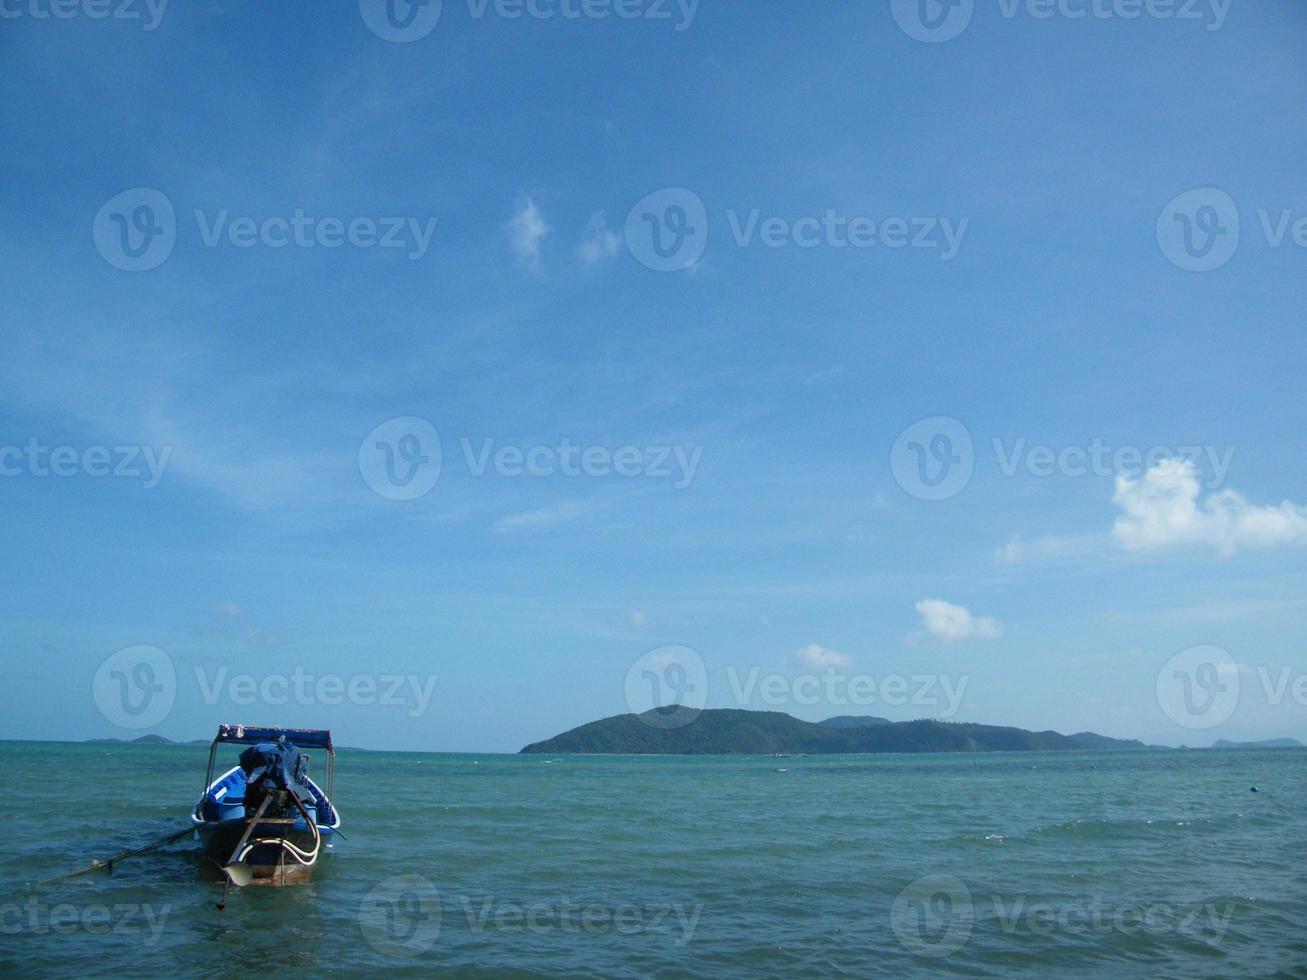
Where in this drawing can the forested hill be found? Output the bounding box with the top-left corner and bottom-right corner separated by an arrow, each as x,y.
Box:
519,709 -> 1150,755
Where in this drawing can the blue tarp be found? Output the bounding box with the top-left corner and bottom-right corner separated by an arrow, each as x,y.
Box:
239,740 -> 308,793
215,724 -> 333,751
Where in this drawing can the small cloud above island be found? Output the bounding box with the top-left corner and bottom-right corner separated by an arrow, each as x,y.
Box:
913,599 -> 1003,643
791,643 -> 852,668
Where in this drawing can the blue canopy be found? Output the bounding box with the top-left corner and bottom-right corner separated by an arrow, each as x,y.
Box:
213,724 -> 333,751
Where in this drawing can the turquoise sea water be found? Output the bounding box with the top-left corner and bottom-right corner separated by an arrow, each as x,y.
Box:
2,742 -> 1305,977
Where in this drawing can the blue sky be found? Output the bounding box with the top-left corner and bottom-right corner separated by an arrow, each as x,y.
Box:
1,1 -> 1305,751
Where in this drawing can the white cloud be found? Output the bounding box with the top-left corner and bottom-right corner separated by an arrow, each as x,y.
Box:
791,643 -> 852,668
577,212 -> 621,264
507,198 -> 551,268
216,601 -> 244,620
1112,458 -> 1307,555
493,496 -> 607,534
996,533 -> 1098,565
198,601 -> 285,648
914,599 -> 1003,642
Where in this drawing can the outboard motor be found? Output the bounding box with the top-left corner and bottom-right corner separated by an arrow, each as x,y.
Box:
239,738 -> 316,826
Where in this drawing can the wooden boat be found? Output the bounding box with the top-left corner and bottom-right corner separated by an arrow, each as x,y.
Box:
192,725 -> 342,888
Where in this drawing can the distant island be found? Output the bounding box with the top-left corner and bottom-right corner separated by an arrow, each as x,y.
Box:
86,734 -> 209,746
519,709 -> 1154,755
1212,737 -> 1304,749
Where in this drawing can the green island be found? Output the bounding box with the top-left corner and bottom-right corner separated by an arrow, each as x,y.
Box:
519,709 -> 1157,755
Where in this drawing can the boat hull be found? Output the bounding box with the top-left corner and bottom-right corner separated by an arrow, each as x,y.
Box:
195,819 -> 336,884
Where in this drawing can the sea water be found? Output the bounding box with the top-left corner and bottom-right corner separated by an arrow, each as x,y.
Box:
2,742 -> 1305,977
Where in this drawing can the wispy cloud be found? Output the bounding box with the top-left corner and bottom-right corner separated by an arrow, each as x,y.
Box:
507,197 -> 551,269
577,211 -> 621,264
190,601 -> 286,648
913,599 -> 1003,643
996,532 -> 1101,565
1101,595 -> 1307,626
493,496 -> 609,534
0,337 -> 348,513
